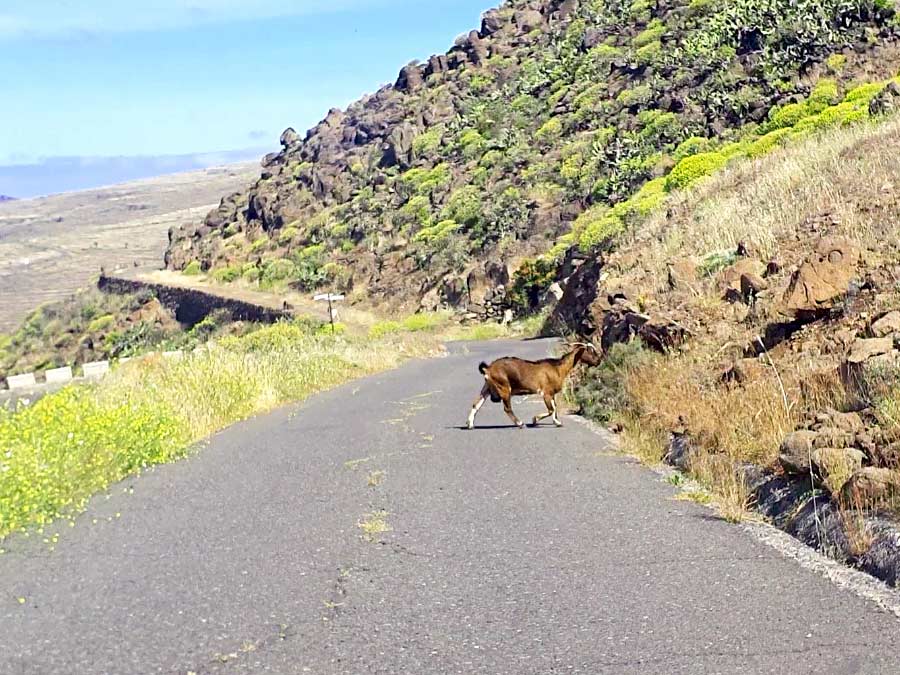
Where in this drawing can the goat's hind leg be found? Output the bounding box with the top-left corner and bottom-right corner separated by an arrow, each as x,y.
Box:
466,384 -> 490,430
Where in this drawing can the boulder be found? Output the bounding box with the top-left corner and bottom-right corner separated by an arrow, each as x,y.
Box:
440,275 -> 467,307
396,64 -> 424,93
840,467 -> 900,508
514,9 -> 544,32
782,237 -> 860,316
382,123 -> 417,169
667,259 -> 698,291
811,409 -> 864,434
779,430 -> 818,474
720,259 -> 765,301
740,272 -> 768,300
665,432 -> 698,472
871,311 -> 900,338
426,54 -> 449,78
485,261 -> 510,287
848,337 -> 895,364
279,127 -> 301,149
480,9 -> 504,36
582,28 -> 604,50
463,30 -> 489,65
811,447 -> 865,483
869,81 -> 900,117
467,268 -> 490,306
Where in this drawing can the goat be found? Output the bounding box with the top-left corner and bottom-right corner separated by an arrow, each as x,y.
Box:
466,343 -> 601,430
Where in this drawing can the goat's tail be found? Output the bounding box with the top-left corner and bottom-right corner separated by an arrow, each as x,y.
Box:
478,361 -> 490,375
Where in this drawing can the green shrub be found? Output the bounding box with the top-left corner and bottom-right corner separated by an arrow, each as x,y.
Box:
442,186 -> 482,229
211,266 -> 241,284
479,149 -> 503,168
509,258 -> 557,312
635,40 -> 663,66
275,227 -> 297,246
718,140 -> 749,158
631,177 -> 667,216
249,237 -> 269,253
458,128 -> 486,159
413,127 -> 443,157
260,259 -> 297,287
402,312 -> 449,332
576,206 -> 626,251
369,321 -> 403,339
673,136 -> 712,161
87,314 -> 115,333
183,261 -> 202,276
413,219 -> 460,244
842,109 -> 870,126
767,102 -> 809,130
698,250 -> 738,277
844,81 -> 885,104
0,386 -> 187,536
664,152 -> 727,191
617,85 -> 653,108
826,53 -> 847,72
808,79 -> 840,113
633,20 -> 666,48
570,341 -> 652,424
745,128 -> 793,158
536,117 -> 563,143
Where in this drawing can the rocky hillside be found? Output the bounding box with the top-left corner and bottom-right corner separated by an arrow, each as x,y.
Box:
167,0 -> 900,320
0,196 -> 14,202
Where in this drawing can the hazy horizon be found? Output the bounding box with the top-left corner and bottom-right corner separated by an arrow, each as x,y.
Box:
0,148 -> 267,199
0,0 -> 494,198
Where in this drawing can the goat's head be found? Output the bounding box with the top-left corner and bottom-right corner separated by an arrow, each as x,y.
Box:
568,340 -> 602,367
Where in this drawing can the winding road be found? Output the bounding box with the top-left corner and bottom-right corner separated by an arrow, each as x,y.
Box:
2,339 -> 900,674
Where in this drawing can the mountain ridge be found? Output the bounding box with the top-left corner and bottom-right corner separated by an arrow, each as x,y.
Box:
165,0 -> 900,320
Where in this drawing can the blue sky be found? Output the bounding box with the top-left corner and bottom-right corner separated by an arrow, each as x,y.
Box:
0,0 -> 494,196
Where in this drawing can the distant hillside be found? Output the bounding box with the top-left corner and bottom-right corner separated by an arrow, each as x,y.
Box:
0,195 -> 14,202
0,163 -> 258,336
166,0 -> 900,321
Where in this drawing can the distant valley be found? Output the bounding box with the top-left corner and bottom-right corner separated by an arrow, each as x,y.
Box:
0,163 -> 258,332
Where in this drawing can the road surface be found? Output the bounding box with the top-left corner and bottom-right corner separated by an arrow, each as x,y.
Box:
2,339 -> 900,674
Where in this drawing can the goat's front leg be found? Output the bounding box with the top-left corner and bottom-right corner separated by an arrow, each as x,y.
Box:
502,395 -> 525,429
466,384 -> 490,430
532,392 -> 556,427
550,395 -> 563,427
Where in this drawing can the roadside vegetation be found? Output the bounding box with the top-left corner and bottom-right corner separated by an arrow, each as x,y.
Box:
0,312 -> 542,540
570,111 -> 900,526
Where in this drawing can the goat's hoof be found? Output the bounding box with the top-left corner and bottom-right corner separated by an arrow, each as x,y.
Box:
516,422 -> 525,429
466,423 -> 474,430
554,421 -> 564,428
530,419 -> 539,427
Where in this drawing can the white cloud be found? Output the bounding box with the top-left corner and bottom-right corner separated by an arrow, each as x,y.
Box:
0,0 -> 384,40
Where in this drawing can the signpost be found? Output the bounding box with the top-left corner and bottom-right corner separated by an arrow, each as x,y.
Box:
314,293 -> 345,334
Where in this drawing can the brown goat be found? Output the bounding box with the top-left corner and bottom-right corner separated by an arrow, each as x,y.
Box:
466,344 -> 601,429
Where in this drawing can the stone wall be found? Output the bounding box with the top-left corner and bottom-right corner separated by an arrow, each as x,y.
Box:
98,275 -> 290,327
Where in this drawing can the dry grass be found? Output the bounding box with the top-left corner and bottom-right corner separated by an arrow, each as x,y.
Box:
590,116 -> 900,525
626,353 -> 797,467
839,492 -> 877,557
630,116 -> 900,279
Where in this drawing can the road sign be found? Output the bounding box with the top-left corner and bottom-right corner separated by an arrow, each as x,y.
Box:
314,293 -> 346,334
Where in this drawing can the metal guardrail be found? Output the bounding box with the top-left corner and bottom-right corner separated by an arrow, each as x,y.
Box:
1,351 -> 187,392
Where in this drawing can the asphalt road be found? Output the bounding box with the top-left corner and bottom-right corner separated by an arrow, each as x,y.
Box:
2,339 -> 900,674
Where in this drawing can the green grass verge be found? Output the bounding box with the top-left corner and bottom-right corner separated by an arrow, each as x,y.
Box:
0,314 -> 544,540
